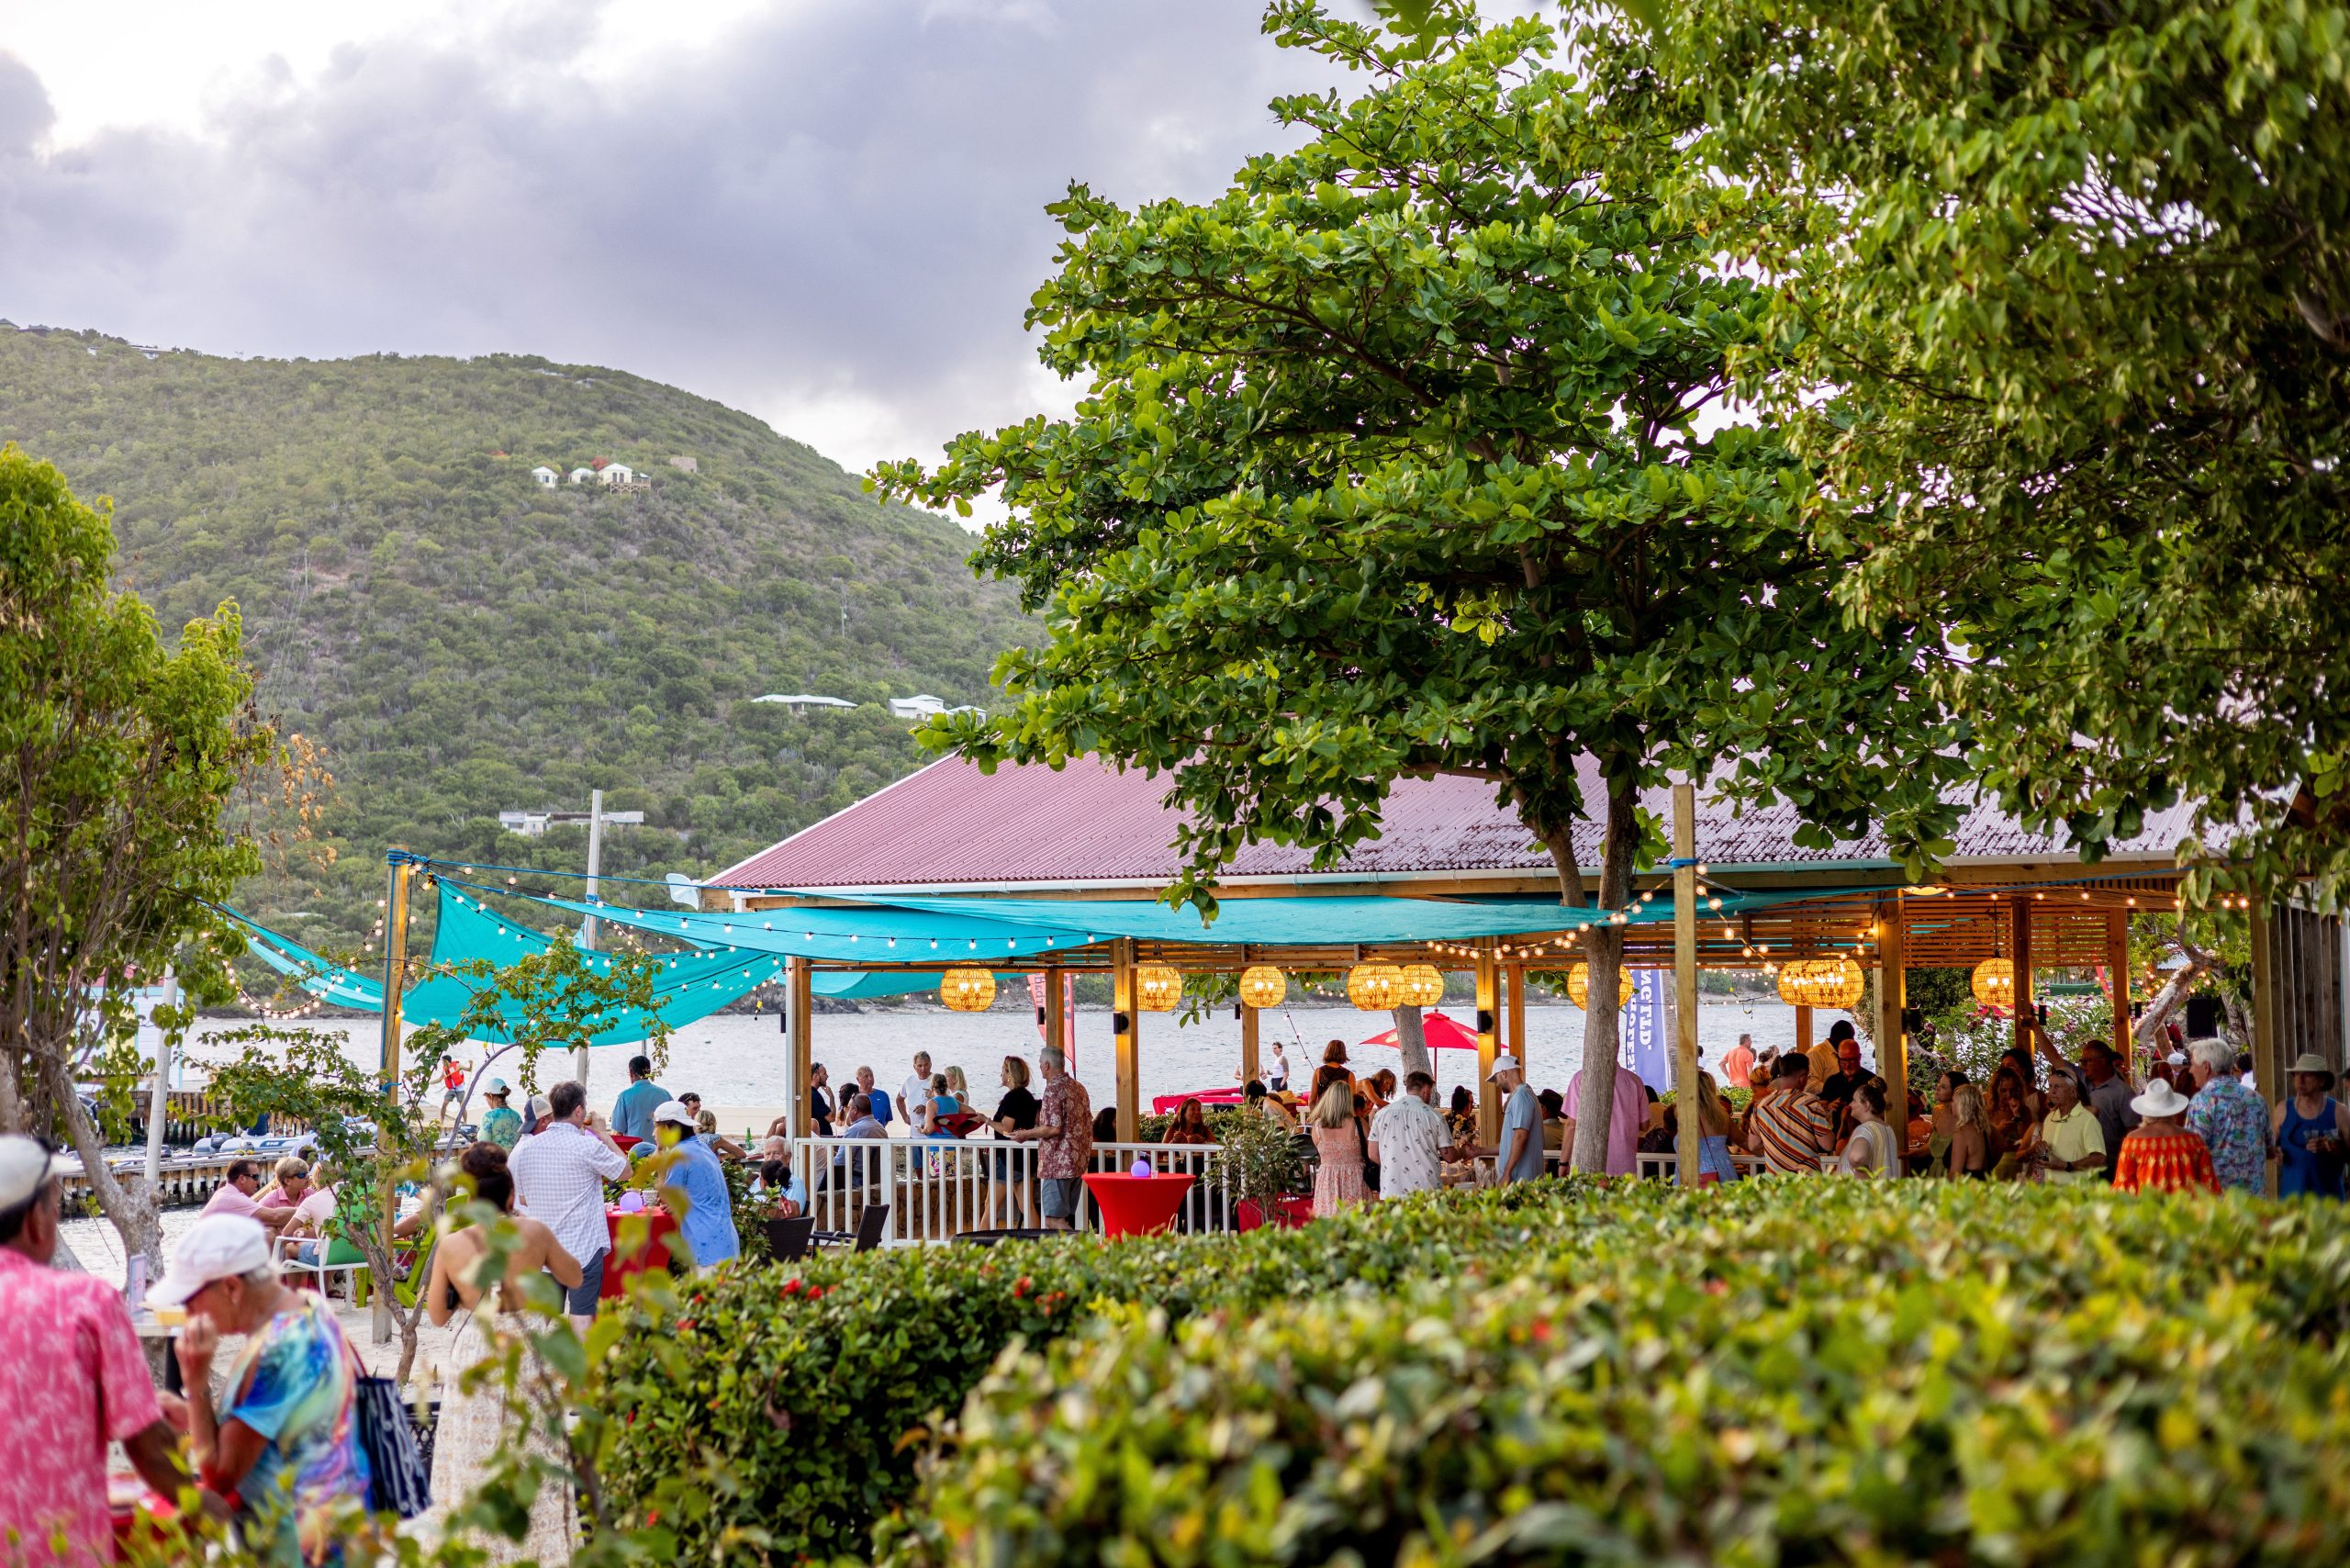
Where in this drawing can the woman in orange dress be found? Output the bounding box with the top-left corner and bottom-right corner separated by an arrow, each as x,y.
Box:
2111,1079 -> 2221,1194
1308,1081 -> 1369,1216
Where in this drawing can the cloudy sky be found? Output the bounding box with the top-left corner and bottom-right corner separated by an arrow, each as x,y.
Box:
0,0 -> 1351,486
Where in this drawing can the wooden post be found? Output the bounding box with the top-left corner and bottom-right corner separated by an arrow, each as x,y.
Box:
1475,946 -> 1501,1148
1113,939 -> 1139,1143
2250,901 -> 2280,1196
1876,899 -> 1908,1177
1671,786 -> 1703,1185
2106,911 -> 2132,1070
1795,1004 -> 1814,1055
1043,963 -> 1069,1069
374,858 -> 413,1343
1239,997 -> 1260,1089
2010,897 -> 2035,1054
1505,961 -> 1527,1099
786,956 -> 813,1139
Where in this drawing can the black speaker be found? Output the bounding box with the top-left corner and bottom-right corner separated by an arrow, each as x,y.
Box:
2184,994 -> 2223,1037
1476,1009 -> 1494,1034
1035,1005 -> 1046,1026
1902,1007 -> 1924,1035
1113,1010 -> 1132,1035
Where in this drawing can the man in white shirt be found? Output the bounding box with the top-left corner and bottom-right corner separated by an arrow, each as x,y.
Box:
899,1053 -> 934,1133
509,1080 -> 629,1328
1367,1070 -> 1449,1199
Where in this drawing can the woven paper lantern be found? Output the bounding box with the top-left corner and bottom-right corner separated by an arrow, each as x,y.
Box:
1774,957 -> 1864,1010
1971,957 -> 2016,1010
1237,966 -> 1286,1010
940,968 -> 996,1012
1346,963 -> 1404,1010
1399,964 -> 1446,1008
1565,963 -> 1636,1010
1136,963 -> 1183,1012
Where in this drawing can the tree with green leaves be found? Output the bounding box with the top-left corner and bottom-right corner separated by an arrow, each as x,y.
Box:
1583,0 -> 2350,906
0,445 -> 283,1270
873,2 -> 1961,1171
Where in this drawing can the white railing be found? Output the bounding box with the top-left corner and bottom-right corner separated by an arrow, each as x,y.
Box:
778,1135 -> 1238,1246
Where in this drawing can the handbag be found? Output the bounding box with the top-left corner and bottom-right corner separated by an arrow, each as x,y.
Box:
345,1342 -> 433,1518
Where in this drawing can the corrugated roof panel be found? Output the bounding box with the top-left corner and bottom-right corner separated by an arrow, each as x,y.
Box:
712,754 -> 2193,891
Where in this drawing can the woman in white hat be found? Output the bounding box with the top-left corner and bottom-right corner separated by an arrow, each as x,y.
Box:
2110,1078 -> 2221,1194
2270,1054 -> 2348,1199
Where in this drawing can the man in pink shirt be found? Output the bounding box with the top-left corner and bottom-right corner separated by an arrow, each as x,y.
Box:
1558,1060 -> 1652,1177
200,1159 -> 297,1234
0,1137 -> 191,1565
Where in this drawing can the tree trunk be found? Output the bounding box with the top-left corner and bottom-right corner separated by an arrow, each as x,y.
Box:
39,1049 -> 163,1273
1566,778 -> 1639,1177
1390,1005 -> 1432,1080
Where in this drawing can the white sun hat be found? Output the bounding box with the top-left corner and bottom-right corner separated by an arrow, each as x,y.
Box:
148,1213 -> 274,1307
2129,1079 -> 2193,1120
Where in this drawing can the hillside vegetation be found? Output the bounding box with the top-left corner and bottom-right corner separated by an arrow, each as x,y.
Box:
0,324 -> 1026,950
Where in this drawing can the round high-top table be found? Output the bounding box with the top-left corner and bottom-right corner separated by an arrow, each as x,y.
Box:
1081,1172 -> 1194,1238
603,1204 -> 678,1295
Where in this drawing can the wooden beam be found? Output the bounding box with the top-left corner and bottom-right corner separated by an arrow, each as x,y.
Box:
374,859 -> 413,1343
1875,898 -> 1908,1178
1795,1003 -> 1813,1055
1475,946 -> 1500,1148
786,955 -> 813,1139
1113,937 -> 1139,1143
1239,997 -> 1260,1089
2250,901 -> 2280,1196
1672,785 -> 1703,1184
1505,961 -> 1527,1099
1042,963 -> 1069,1071
2010,896 -> 2035,1054
2105,912 -> 2131,1069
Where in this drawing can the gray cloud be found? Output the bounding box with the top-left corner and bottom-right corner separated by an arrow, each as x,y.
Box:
0,2 -> 1340,472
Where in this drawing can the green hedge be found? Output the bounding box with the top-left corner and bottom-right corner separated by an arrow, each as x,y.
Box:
599,1181 -> 2350,1562
883,1183 -> 2350,1567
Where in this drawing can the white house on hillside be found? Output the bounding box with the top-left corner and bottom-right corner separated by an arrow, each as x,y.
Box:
750,693 -> 857,713
530,465 -> 559,487
567,466 -> 596,485
599,463 -> 634,486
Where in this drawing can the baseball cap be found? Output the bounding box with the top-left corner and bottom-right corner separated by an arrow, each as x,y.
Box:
652,1099 -> 696,1129
483,1078 -> 509,1096
526,1093 -> 553,1123
1486,1054 -> 1522,1081
149,1214 -> 273,1306
0,1137 -> 62,1209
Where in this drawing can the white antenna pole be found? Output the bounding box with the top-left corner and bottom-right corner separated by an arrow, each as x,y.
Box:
576,789 -> 602,1087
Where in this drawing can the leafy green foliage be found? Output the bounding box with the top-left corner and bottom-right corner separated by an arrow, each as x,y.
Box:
888,1182 -> 2350,1567
1587,0 -> 2350,902
0,444 -> 281,1263
0,328 -> 1030,946
869,1 -> 1962,1173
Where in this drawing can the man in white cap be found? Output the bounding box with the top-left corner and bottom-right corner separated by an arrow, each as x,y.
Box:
0,1137 -> 194,1565
149,1211 -> 372,1563
1488,1055 -> 1546,1183
649,1100 -> 738,1270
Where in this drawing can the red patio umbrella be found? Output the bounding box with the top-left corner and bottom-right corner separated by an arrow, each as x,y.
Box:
1359,1011 -> 1482,1052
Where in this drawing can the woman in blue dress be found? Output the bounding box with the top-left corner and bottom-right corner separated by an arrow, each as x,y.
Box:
2272,1053 -> 2348,1199
1695,1070 -> 1741,1182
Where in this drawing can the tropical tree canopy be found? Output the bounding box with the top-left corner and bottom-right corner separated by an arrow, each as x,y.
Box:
1587,0 -> 2350,903
874,2 -> 1961,1170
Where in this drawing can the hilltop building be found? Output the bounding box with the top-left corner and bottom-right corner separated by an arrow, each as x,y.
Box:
531,465 -> 559,487
498,807 -> 645,837
750,694 -> 857,713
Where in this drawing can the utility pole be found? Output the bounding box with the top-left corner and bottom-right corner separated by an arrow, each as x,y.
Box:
576,788 -> 603,1088
375,856 -> 414,1343
142,970 -> 178,1186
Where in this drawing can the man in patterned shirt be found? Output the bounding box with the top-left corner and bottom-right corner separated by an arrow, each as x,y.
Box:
0,1137 -> 192,1567
1746,1052 -> 1836,1174
2185,1037 -> 2267,1193
1017,1045 -> 1092,1230
1368,1070 -> 1449,1198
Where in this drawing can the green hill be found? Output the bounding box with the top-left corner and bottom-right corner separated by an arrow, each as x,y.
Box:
0,323 -> 1027,952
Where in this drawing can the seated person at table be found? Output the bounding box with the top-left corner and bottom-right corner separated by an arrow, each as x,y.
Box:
1537,1088 -> 1567,1152
755,1138 -> 811,1217
201,1159 -> 302,1233
919,1073 -> 965,1138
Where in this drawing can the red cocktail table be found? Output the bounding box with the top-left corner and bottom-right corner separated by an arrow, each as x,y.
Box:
603,1204 -> 678,1296
1082,1172 -> 1194,1238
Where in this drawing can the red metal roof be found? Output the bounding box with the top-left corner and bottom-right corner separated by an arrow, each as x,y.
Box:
711,754 -> 2195,892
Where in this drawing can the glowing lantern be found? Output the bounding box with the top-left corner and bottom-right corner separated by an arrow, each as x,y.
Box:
1399,964 -> 1446,1008
1237,966 -> 1287,1010
1136,963 -> 1183,1012
1346,963 -> 1404,1010
940,969 -> 996,1012
1971,957 -> 2016,1010
1774,957 -> 1864,1010
1565,963 -> 1635,1010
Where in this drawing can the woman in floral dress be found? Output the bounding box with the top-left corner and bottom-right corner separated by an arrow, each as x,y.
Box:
1308,1082 -> 1368,1216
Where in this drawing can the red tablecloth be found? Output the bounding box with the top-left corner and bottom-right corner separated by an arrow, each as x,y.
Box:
1236,1195 -> 1313,1232
603,1203 -> 677,1297
1082,1172 -> 1194,1238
